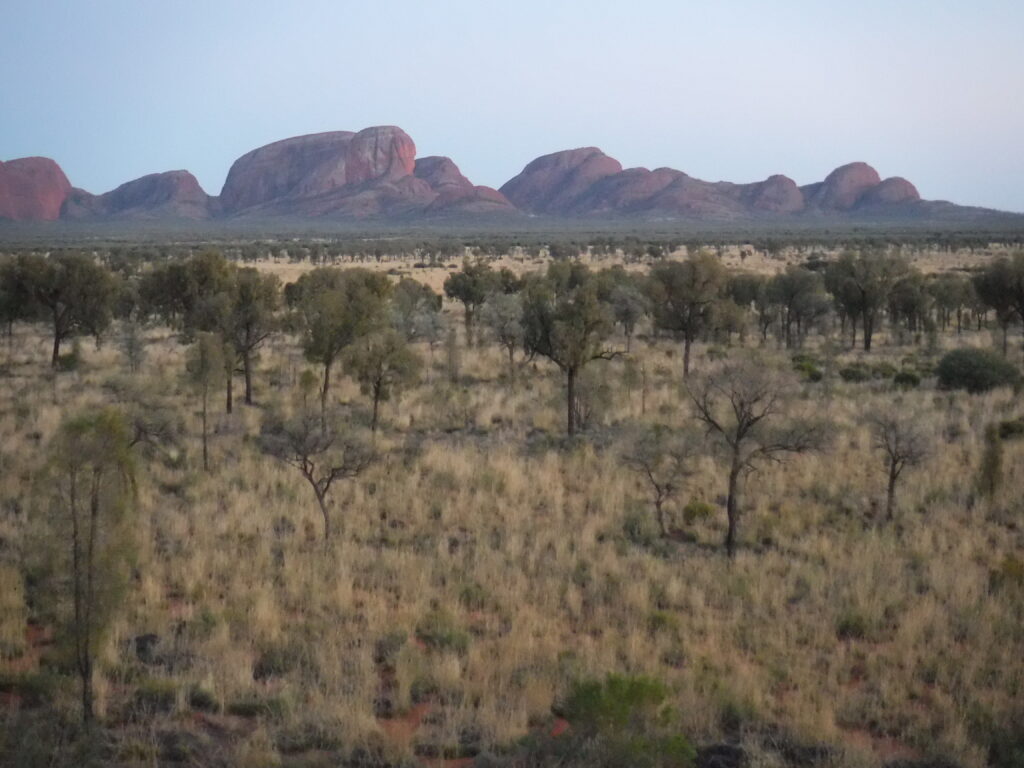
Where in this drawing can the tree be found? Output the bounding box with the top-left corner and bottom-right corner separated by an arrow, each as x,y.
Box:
18,252 -> 119,367
343,328 -> 422,432
224,267 -> 279,406
623,427 -> 701,538
868,406 -> 930,520
608,281 -> 649,352
825,251 -> 908,351
443,260 -> 498,346
688,361 -> 826,556
45,408 -> 136,724
291,268 -> 391,427
973,257 -> 1021,356
648,253 -> 726,377
259,408 -> 375,540
391,278 -> 442,341
767,266 -> 829,348
521,268 -> 618,436
185,332 -> 226,472
479,292 -> 524,380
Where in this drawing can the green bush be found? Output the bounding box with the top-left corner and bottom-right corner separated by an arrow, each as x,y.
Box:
552,674 -> 696,768
936,348 -> 1021,393
133,678 -> 178,715
893,370 -> 921,389
415,609 -> 470,654
998,417 -> 1024,440
835,611 -> 870,641
682,499 -> 715,525
839,365 -> 870,383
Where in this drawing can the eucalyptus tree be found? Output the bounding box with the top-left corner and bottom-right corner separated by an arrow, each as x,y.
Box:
688,361 -> 827,556
521,266 -> 618,436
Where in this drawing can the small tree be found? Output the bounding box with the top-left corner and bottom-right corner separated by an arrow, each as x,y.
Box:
225,268 -> 279,406
292,268 -> 391,428
688,361 -> 826,556
479,292 -> 523,381
648,253 -> 726,377
868,406 -> 930,520
18,252 -> 119,368
259,408 -> 375,540
119,319 -> 147,374
185,332 -> 226,472
623,427 -> 701,538
46,408 -> 137,724
521,269 -> 618,436
343,329 -> 422,432
443,260 -> 498,346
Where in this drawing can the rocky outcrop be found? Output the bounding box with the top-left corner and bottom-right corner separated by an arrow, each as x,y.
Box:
0,157 -> 72,221
62,170 -> 214,220
803,162 -> 882,210
414,156 -> 514,214
857,176 -> 921,207
742,174 -> 805,213
499,147 -> 623,213
220,128 -> 513,219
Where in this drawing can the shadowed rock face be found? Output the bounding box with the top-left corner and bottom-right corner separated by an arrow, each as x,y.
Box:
62,170 -> 214,220
501,151 -> 936,219
0,128 -> 1006,224
499,147 -> 623,213
0,157 -> 72,221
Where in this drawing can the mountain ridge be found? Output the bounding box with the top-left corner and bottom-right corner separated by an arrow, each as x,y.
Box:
1,126 -> 1019,225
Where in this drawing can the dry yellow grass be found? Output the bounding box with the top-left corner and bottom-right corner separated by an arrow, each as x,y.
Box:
0,264 -> 1021,767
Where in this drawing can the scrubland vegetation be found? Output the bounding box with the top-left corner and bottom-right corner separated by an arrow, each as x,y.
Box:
0,238 -> 1022,767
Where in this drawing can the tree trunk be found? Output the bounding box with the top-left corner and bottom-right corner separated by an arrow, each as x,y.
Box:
51,330 -> 62,368
863,314 -> 874,352
725,459 -> 742,558
566,366 -> 577,436
320,361 -> 332,431
225,370 -> 233,414
315,488 -> 331,541
886,461 -> 898,520
654,498 -> 667,538
243,351 -> 253,405
682,337 -> 692,378
201,388 -> 209,472
371,383 -> 381,433
507,345 -> 516,383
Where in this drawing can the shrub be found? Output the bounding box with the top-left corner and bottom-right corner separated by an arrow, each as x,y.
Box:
893,370 -> 921,389
998,417 -> 1024,440
936,348 -> 1021,393
835,611 -> 870,640
839,365 -> 870,383
415,609 -> 470,654
187,685 -> 218,712
551,674 -> 697,768
682,499 -> 715,525
133,678 -> 178,715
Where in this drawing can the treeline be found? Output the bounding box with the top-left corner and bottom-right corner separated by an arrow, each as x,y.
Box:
2,248 -> 1024,426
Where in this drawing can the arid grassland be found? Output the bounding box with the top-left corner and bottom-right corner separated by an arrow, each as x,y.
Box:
0,240 -> 1022,768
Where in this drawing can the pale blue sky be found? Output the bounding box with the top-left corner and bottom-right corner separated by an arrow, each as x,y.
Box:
2,0 -> 1022,211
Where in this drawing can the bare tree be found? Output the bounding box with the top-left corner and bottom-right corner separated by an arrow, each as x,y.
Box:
868,405 -> 931,520
623,426 -> 702,538
259,408 -> 376,540
688,360 -> 827,556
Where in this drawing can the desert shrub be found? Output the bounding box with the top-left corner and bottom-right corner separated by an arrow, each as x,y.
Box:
793,359 -> 823,382
682,499 -> 715,525
623,509 -> 658,547
226,694 -> 288,719
133,678 -> 178,715
936,348 -> 1021,393
894,370 -> 921,389
835,610 -> 870,640
187,685 -> 218,712
989,555 -> 1024,593
545,674 -> 696,768
871,361 -> 897,379
839,365 -> 870,383
0,671 -> 57,707
415,609 -> 470,654
998,417 -> 1024,440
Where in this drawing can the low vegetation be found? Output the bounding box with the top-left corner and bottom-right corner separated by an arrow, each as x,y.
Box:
0,240 -> 1022,767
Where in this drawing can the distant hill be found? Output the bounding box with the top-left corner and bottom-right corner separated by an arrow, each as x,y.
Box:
2,126 -> 1021,227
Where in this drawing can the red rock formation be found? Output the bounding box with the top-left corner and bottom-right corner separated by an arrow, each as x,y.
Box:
62,170 -> 213,220
345,126 -> 416,185
0,157 -> 72,221
857,177 -> 920,207
414,156 -> 514,214
742,174 -> 805,213
805,162 -> 882,210
499,148 -> 623,213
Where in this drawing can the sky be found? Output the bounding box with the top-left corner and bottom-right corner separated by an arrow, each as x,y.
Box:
2,0 -> 1023,211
